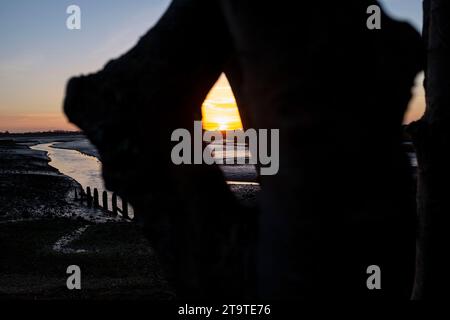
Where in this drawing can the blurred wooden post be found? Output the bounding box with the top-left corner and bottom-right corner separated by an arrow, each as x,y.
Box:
408,0 -> 450,299
93,188 -> 99,208
102,191 -> 108,211
122,198 -> 129,219
112,192 -> 118,216
86,187 -> 92,208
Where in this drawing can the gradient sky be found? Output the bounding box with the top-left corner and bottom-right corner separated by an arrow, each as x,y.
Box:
0,0 -> 424,132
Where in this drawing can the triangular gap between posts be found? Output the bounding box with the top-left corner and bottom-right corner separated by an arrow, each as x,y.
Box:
201,73 -> 243,132
201,73 -> 244,164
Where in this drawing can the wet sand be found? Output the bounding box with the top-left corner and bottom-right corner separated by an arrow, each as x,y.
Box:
0,135 -> 260,299
0,139 -> 170,299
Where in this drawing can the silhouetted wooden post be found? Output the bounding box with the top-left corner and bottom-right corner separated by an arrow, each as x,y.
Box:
93,188 -> 99,208
102,191 -> 108,211
112,192 -> 118,216
122,198 -> 129,219
223,136 -> 227,164
408,0 -> 450,299
86,187 -> 92,208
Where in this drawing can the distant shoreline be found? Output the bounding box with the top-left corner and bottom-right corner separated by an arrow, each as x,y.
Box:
0,130 -> 82,137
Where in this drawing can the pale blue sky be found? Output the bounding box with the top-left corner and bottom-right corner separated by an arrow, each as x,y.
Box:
0,0 -> 423,132
0,0 -> 171,131
380,0 -> 423,31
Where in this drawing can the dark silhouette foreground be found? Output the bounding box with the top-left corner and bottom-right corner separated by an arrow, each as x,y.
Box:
408,0 -> 450,300
64,0 -> 422,299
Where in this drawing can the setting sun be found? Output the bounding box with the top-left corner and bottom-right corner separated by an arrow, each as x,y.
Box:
202,74 -> 243,131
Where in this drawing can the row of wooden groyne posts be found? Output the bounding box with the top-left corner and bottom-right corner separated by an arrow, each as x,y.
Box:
74,186 -> 131,220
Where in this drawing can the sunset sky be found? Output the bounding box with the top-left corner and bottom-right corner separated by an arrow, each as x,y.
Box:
0,0 -> 423,132
202,74 -> 242,131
